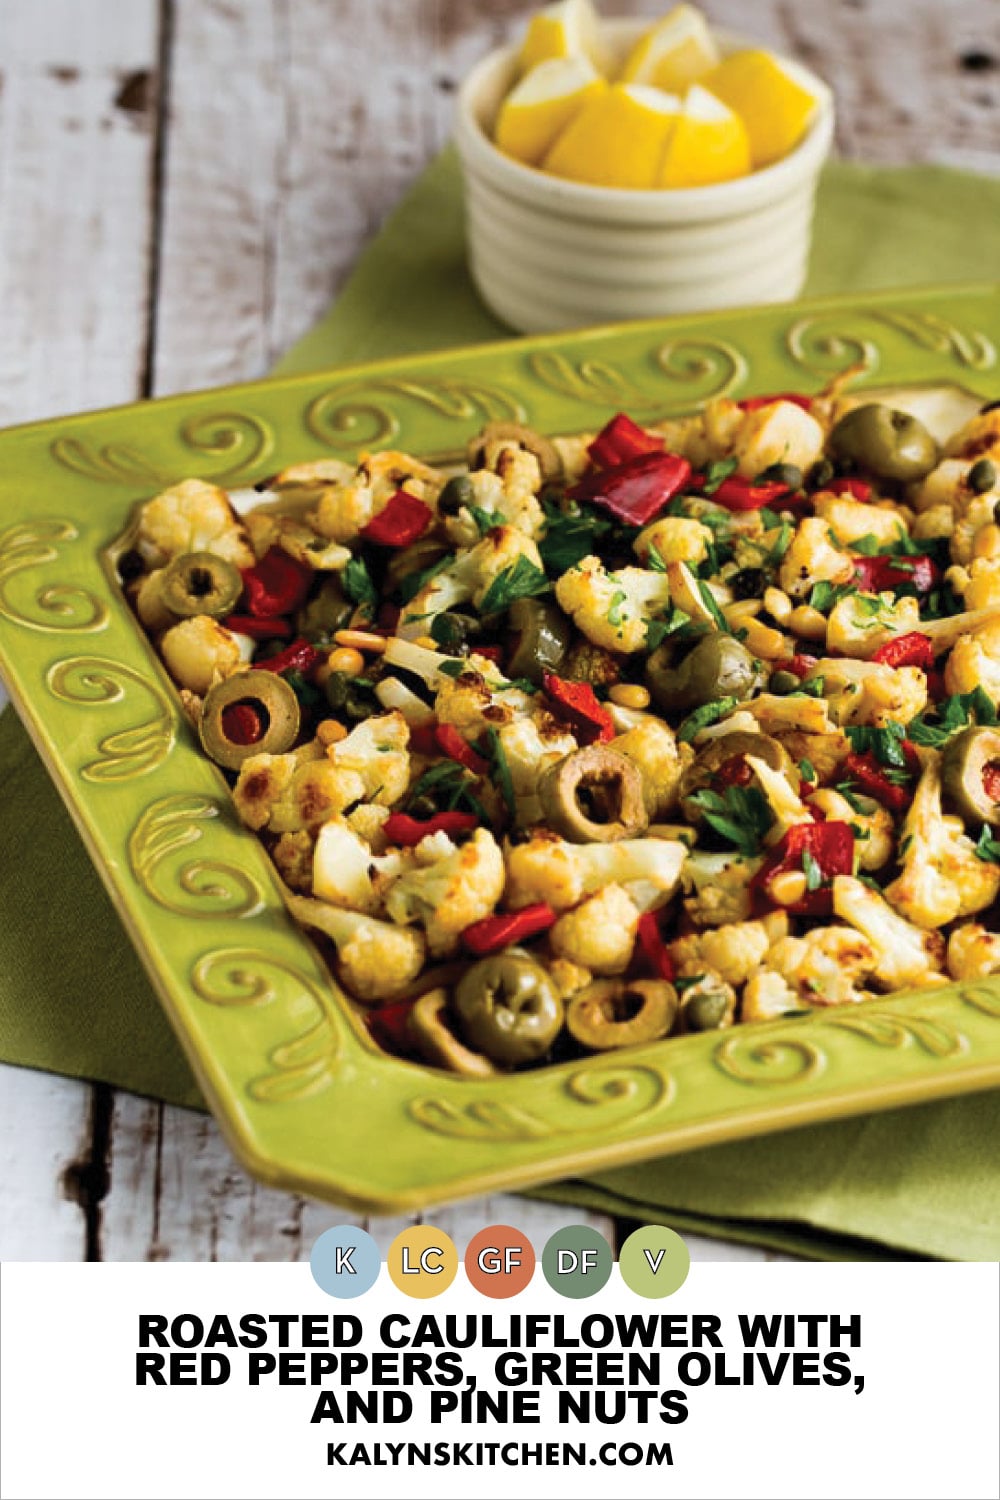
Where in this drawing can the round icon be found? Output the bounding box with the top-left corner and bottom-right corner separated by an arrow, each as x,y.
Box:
618,1224 -> 690,1298
464,1225 -> 536,1298
541,1224 -> 613,1298
386,1225 -> 458,1297
309,1225 -> 381,1298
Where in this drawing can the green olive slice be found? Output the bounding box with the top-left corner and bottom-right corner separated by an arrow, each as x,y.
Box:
566,979 -> 677,1051
538,746 -> 649,843
678,732 -> 797,824
828,403 -> 938,483
406,988 -> 498,1077
454,949 -> 564,1066
941,726 -> 1000,827
160,551 -> 243,619
507,596 -> 572,684
467,422 -> 563,482
199,670 -> 301,770
646,633 -> 759,716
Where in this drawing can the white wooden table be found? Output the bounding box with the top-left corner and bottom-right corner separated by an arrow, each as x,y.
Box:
1,0 -> 997,1263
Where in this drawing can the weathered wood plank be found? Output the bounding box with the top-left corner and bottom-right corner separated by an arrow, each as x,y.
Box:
0,1067 -> 92,1260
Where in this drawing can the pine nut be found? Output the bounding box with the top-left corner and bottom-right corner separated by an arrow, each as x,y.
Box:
327,646 -> 366,676
787,604 -> 828,641
768,869 -> 808,906
316,719 -> 349,746
609,683 -> 651,710
763,586 -> 793,624
739,615 -> 789,660
334,629 -> 387,654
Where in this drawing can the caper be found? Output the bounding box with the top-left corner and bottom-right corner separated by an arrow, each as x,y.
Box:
729,567 -> 768,601
538,746 -> 649,843
679,972 -> 736,1032
454,950 -> 564,1066
646,633 -> 759,715
940,726 -> 1000,828
117,548 -> 145,585
506,596 -> 572,684
324,671 -> 378,721
565,979 -> 677,1051
828,403 -> 939,483
969,458 -> 997,494
406,988 -> 498,1077
160,551 -> 243,619
809,458 -> 835,490
756,462 -> 803,489
769,669 -> 801,696
437,474 -> 476,516
199,670 -> 301,771
430,610 -> 481,654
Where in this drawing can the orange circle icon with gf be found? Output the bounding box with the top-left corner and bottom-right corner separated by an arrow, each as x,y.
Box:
464,1225 -> 536,1298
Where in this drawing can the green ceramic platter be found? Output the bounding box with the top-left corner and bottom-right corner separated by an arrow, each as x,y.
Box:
2,283 -> 1000,1212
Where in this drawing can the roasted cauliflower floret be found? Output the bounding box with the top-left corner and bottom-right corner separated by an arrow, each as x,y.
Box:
732,399 -> 826,479
883,756 -> 1000,927
813,494 -> 906,547
808,787 -> 894,870
768,925 -> 879,1005
810,657 -> 928,728
505,833 -> 687,913
741,969 -> 806,1022
555,555 -> 671,654
160,615 -> 243,695
549,884 -> 640,974
946,923 -> 1000,981
825,592 -> 922,659
633,516 -> 712,569
832,874 -> 946,986
312,450 -> 442,544
399,526 -> 544,637
138,478 -> 254,568
433,669 -> 534,736
283,891 -> 426,1002
312,820 -> 403,913
327,712 -> 411,808
611,719 -> 687,820
669,918 -> 773,988
498,716 -> 578,825
778,517 -> 854,600
385,828 -> 505,957
681,850 -> 761,927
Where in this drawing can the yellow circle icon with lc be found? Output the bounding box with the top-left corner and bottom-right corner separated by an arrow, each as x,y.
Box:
387,1226 -> 458,1298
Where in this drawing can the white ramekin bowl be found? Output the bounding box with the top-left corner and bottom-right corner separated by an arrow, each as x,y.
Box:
454,22 -> 835,334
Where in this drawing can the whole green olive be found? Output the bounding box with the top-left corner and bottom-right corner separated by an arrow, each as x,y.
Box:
506,596 -> 572,684
199,670 -> 301,771
940,726 -> 1000,828
646,633 -> 759,715
565,979 -> 677,1051
160,551 -> 242,619
538,745 -> 649,843
454,949 -> 564,1066
828,403 -> 939,482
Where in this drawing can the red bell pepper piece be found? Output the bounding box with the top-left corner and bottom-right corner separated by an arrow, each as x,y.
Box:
737,392 -> 813,412
360,489 -> 433,547
772,653 -> 819,680
475,644 -> 504,667
221,702 -> 264,745
383,810 -> 479,846
826,476 -> 873,502
870,632 -> 936,670
634,911 -> 676,983
567,451 -> 693,525
542,673 -> 615,744
842,744 -> 921,814
366,997 -> 418,1054
753,821 -> 854,917
222,613 -> 293,640
240,547 -> 313,617
587,412 -> 665,469
434,722 -> 489,775
461,903 -> 557,956
408,723 -> 440,756
710,475 -> 792,511
255,638 -> 323,676
853,554 -> 939,595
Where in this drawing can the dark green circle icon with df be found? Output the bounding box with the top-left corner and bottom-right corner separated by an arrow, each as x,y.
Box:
541,1225 -> 613,1298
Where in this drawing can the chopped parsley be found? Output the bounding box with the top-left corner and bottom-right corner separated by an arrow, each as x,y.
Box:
467,503 -> 497,537
539,501 -> 612,573
801,848 -> 823,891
834,781 -> 872,814
700,457 -> 739,496
687,784 -> 772,857
696,578 -> 728,631
647,541 -> 667,573
808,580 -> 852,613
974,825 -> 1000,865
907,688 -> 999,747
477,555 -> 551,615
798,758 -> 817,783
399,551 -> 455,603
845,720 -> 909,770
406,760 -> 487,820
342,556 -> 379,611
483,726 -> 516,819
645,607 -> 692,651
677,695 -> 740,743
607,588 -> 628,627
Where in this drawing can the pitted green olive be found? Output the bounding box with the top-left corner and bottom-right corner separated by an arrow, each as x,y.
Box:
646,633 -> 758,715
941,726 -> 1000,828
828,403 -> 938,482
160,551 -> 242,619
199,670 -> 301,770
566,979 -> 677,1051
538,745 -> 649,843
506,596 -> 572,684
406,988 -> 498,1077
679,974 -> 736,1032
678,731 -> 797,824
467,422 -> 562,483
454,950 -> 564,1066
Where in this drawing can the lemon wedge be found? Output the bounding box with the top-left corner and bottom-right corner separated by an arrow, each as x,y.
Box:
495,57 -> 607,166
703,49 -> 828,167
543,83 -> 680,189
657,84 -> 750,187
620,4 -> 720,93
518,0 -> 608,74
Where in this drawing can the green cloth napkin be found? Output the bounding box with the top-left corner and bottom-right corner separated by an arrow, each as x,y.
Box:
4,152 -> 1000,1259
